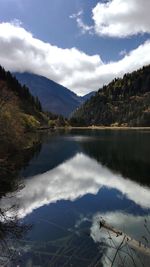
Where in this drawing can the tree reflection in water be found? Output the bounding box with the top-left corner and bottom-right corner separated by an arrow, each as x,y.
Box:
0,134 -> 42,266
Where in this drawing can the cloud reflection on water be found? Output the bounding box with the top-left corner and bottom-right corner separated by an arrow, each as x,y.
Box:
1,153 -> 150,218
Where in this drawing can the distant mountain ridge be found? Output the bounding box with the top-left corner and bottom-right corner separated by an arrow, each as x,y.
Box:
14,72 -> 95,117
71,65 -> 150,127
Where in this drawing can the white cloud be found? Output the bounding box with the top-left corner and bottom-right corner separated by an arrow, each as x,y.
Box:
1,153 -> 150,219
70,10 -> 94,35
69,10 -> 83,19
92,0 -> 150,37
1,22 -> 150,95
76,17 -> 94,35
71,1 -> 150,38
0,22 -> 102,95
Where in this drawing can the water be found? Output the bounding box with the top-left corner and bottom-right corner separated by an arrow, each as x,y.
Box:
0,129 -> 150,266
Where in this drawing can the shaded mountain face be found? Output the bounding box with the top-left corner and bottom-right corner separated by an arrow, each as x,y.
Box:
14,73 -> 95,117
81,91 -> 96,102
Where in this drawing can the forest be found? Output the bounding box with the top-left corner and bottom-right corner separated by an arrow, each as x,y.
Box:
0,66 -> 68,153
71,65 -> 150,126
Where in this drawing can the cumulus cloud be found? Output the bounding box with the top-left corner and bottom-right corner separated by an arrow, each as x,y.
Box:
1,22 -> 150,95
92,0 -> 150,38
71,1 -> 150,38
1,153 -> 150,219
0,22 -> 102,95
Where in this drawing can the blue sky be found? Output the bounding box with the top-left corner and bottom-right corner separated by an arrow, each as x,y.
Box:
0,0 -> 150,95
0,0 -> 149,61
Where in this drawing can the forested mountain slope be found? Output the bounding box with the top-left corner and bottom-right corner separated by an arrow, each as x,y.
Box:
0,66 -> 47,150
71,65 -> 150,126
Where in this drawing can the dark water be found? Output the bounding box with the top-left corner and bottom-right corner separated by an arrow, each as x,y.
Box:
0,129 -> 150,266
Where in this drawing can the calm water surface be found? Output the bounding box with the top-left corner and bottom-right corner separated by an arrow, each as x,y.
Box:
1,130 -> 150,266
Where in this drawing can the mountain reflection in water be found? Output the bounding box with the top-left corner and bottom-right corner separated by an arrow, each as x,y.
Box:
0,130 -> 150,267
1,153 -> 150,219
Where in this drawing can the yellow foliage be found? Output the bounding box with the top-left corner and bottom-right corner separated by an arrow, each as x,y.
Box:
48,120 -> 56,128
22,114 -> 40,130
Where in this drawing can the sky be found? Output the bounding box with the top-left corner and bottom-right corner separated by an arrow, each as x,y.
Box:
0,0 -> 150,95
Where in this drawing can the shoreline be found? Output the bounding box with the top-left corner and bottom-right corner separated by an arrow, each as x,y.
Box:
66,126 -> 150,130
37,125 -> 150,131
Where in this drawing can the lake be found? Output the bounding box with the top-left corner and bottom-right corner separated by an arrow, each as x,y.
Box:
0,129 -> 150,267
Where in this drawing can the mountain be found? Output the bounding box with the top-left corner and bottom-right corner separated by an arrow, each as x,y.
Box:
81,91 -> 96,102
14,72 -> 95,117
71,65 -> 150,127
0,66 -> 48,150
